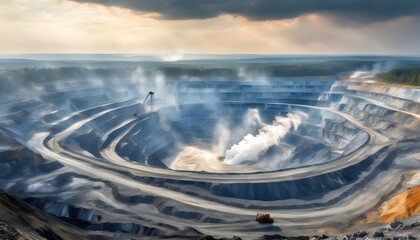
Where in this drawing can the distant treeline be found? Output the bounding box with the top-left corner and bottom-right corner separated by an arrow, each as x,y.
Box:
376,68 -> 420,86
0,61 -> 371,84
262,62 -> 359,77
0,62 -> 408,95
159,61 -> 373,77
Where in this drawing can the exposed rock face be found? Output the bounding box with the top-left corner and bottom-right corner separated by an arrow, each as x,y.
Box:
0,220 -> 42,240
0,190 -> 111,240
380,186 -> 420,222
0,58 -> 419,238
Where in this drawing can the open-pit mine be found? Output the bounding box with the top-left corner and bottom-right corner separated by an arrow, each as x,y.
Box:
0,55 -> 419,239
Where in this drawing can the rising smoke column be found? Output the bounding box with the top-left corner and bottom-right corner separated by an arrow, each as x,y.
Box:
349,62 -> 396,79
224,111 -> 307,165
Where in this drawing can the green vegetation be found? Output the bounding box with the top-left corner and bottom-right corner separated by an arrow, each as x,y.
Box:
376,68 -> 420,86
260,62 -> 364,77
159,61 -> 372,78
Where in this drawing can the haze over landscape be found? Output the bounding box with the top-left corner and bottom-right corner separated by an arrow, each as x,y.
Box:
0,1 -> 419,240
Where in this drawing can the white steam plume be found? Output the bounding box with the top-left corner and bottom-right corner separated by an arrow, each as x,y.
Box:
130,67 -> 179,110
212,108 -> 263,155
350,62 -> 396,79
237,66 -> 268,82
224,110 -> 307,165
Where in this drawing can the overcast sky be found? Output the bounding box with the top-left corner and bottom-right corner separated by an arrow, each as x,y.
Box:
1,0 -> 420,54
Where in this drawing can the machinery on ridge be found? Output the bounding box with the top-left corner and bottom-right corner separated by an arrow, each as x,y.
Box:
133,91 -> 154,116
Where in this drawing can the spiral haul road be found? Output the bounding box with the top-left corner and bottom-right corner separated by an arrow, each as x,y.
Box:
0,64 -> 419,238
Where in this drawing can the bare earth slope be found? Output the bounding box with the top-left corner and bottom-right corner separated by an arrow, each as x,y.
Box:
0,190 -> 111,240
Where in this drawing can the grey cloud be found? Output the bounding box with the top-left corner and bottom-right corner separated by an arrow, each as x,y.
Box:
71,0 -> 420,24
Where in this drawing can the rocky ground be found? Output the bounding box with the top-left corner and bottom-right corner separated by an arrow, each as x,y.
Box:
0,190 -> 112,240
188,217 -> 420,240
1,189 -> 419,240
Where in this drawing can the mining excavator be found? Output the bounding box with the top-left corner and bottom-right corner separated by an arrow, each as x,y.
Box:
133,91 -> 154,116
255,213 -> 274,224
